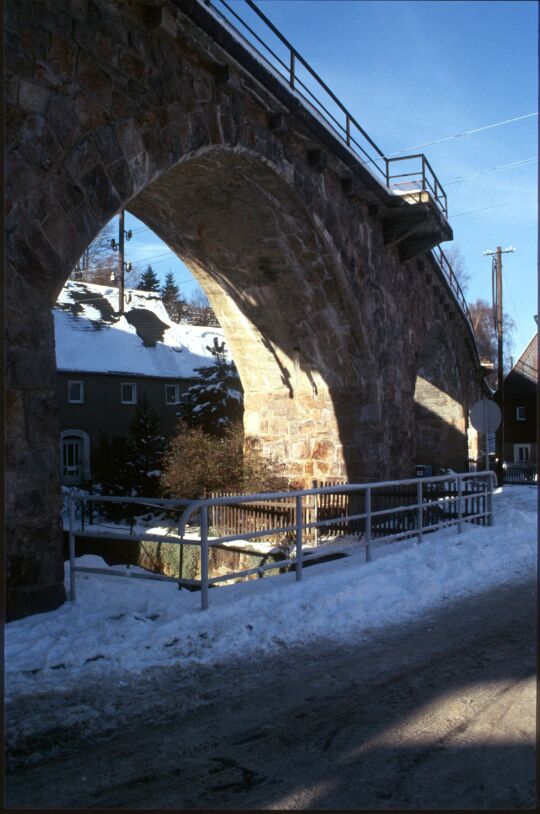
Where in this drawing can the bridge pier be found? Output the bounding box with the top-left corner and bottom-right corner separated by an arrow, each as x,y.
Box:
5,0 -> 485,619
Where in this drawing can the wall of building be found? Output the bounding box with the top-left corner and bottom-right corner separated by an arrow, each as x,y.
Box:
57,371 -> 197,451
503,370 -> 537,462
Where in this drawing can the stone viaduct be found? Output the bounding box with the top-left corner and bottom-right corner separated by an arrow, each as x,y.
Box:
5,0 -> 487,618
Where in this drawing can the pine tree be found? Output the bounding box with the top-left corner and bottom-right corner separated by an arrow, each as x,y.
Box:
161,271 -> 185,322
92,398 -> 165,504
126,395 -> 166,496
179,338 -> 243,436
138,265 -> 161,292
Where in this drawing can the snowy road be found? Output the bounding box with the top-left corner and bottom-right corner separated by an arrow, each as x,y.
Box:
6,575 -> 536,809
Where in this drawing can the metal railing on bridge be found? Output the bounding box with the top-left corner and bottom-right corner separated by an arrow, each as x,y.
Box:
385,154 -> 448,217
201,0 -> 448,217
195,0 -> 475,341
68,471 -> 496,610
431,244 -> 474,331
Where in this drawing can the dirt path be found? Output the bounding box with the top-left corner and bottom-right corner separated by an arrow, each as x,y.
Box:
6,577 -> 536,809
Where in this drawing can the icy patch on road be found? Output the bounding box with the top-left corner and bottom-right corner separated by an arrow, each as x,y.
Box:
5,487 -> 536,700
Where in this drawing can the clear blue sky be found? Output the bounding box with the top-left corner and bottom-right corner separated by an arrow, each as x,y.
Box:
124,0 -> 538,360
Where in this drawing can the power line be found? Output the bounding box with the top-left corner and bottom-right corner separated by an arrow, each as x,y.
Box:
86,249 -> 184,274
389,112 -> 538,156
100,219 -> 161,237
444,156 -> 538,186
130,250 -> 179,265
451,201 -> 513,218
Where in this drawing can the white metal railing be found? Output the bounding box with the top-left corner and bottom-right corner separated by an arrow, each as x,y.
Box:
67,471 -> 496,609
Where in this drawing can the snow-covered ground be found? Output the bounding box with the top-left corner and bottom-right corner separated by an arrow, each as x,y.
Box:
5,487 -> 536,701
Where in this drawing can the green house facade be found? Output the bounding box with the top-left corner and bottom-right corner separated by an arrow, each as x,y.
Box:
54,282 -> 229,486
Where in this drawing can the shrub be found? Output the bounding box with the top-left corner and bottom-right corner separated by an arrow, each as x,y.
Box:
160,422 -> 287,499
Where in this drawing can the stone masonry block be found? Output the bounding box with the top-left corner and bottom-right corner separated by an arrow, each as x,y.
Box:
18,80 -> 51,113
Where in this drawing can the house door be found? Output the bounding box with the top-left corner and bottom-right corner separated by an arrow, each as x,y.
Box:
62,436 -> 83,484
514,444 -> 531,463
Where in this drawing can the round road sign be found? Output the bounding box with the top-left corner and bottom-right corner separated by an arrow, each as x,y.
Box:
470,399 -> 502,433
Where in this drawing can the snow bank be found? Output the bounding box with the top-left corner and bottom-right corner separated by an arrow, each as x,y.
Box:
5,487 -> 536,700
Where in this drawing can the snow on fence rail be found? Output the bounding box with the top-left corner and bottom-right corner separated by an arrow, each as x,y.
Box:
67,471 -> 496,610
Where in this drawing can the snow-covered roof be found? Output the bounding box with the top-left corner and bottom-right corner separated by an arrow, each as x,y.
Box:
506,332 -> 538,384
53,282 -> 227,379
516,332 -> 538,371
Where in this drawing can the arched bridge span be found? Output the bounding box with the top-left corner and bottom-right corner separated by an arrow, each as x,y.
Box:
6,0 -> 485,618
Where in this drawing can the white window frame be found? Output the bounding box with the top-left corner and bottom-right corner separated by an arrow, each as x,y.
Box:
62,437 -> 82,480
121,382 -> 137,404
68,380 -> 84,404
60,429 -> 91,483
165,384 -> 180,405
516,406 -> 526,421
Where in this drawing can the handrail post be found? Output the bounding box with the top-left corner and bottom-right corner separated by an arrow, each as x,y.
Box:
385,157 -> 390,187
289,50 -> 295,88
365,487 -> 372,561
345,113 -> 350,146
312,479 -> 319,547
295,494 -> 303,581
69,493 -> 76,601
416,480 -> 423,543
487,474 -> 494,526
422,155 -> 426,193
200,505 -> 209,609
457,475 -> 463,533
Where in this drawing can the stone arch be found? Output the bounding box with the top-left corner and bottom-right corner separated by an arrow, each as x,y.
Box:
6,0 -> 485,617
125,145 -> 378,479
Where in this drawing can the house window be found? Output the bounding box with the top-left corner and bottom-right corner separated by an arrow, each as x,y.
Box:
165,384 -> 180,405
514,444 -> 531,463
516,406 -> 526,421
121,383 -> 137,404
60,429 -> 91,486
68,380 -> 84,403
62,436 -> 82,480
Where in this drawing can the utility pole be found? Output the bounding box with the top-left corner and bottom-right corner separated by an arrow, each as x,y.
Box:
111,210 -> 132,315
483,245 -> 515,483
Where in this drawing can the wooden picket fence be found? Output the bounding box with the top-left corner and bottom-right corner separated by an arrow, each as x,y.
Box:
208,478 -> 349,545
208,476 -> 491,543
